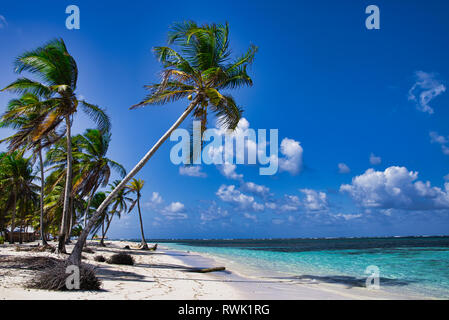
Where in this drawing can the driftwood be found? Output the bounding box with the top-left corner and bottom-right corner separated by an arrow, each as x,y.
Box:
190,267 -> 226,273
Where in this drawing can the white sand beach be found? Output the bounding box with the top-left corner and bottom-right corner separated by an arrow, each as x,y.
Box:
0,240 -> 427,300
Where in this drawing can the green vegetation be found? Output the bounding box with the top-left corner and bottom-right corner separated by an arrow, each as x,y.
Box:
0,21 -> 257,269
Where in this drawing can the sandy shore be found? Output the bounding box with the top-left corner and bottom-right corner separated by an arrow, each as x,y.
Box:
0,240 -> 426,300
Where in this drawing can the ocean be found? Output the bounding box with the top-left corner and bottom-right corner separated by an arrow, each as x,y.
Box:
156,236 -> 449,299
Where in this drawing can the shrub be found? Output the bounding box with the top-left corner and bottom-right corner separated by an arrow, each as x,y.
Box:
94,255 -> 106,262
107,252 -> 134,265
27,260 -> 101,291
0,236 -> 4,244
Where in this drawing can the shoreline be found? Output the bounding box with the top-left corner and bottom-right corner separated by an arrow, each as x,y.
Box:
159,244 -> 431,300
0,240 -> 434,300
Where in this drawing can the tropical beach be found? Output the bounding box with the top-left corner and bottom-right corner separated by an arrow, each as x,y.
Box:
0,239 -> 439,300
1,0 -> 449,303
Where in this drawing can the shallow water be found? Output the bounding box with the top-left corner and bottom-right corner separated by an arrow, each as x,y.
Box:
158,237 -> 449,299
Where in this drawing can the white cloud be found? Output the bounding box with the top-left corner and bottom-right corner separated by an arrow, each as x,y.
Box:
216,184 -> 264,211
430,131 -> 449,155
179,165 -> 207,177
162,202 -> 188,220
334,213 -> 362,220
243,182 -> 271,197
408,71 -> 446,114
300,189 -> 328,211
151,192 -> 163,204
279,138 -> 303,175
219,163 -> 243,180
338,163 -> 351,174
340,166 -> 449,210
444,174 -> 449,182
243,213 -> 257,222
200,202 -> 229,222
279,195 -> 301,212
369,153 -> 382,165
144,191 -> 163,208
164,202 -> 185,213
0,15 -> 7,29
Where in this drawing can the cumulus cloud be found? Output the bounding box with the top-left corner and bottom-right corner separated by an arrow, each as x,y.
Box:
162,202 -> 188,220
179,165 -> 207,177
144,192 -> 163,208
242,182 -> 271,198
219,163 -> 243,180
279,195 -> 301,212
279,138 -> 303,175
300,189 -> 329,211
369,153 -> 382,165
333,213 -> 362,220
199,202 -> 229,222
216,184 -> 264,211
340,166 -> 449,210
0,15 -> 7,29
408,71 -> 446,114
338,163 -> 351,174
430,131 -> 449,155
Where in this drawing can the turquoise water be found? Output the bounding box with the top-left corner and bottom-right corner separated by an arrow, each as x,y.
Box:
158,237 -> 449,299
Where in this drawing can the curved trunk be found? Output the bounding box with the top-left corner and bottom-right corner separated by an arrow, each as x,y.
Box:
38,147 -> 48,246
83,184 -> 99,228
58,115 -> 73,253
137,195 -> 148,249
68,98 -> 199,265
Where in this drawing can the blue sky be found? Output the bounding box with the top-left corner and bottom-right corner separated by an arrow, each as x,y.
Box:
1,0 -> 448,239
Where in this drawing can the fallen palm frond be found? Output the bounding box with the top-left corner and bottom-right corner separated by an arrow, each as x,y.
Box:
27,260 -> 101,291
94,255 -> 106,262
107,252 -> 134,265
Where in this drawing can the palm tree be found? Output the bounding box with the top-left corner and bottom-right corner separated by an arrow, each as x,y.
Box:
2,38 -> 110,253
76,129 -> 126,228
126,178 -> 148,249
0,151 -> 38,244
0,93 -> 62,246
98,180 -> 133,246
69,21 -> 257,264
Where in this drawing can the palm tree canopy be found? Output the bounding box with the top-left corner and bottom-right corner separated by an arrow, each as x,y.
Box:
0,93 -> 64,153
127,178 -> 145,213
1,38 -> 111,139
132,21 -> 257,132
0,151 -> 39,212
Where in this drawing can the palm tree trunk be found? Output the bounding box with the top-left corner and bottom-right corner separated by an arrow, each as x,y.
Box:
100,215 -> 113,246
9,190 -> 17,244
58,115 -> 73,253
69,98 -> 200,265
38,147 -> 48,246
137,195 -> 148,249
83,184 -> 99,228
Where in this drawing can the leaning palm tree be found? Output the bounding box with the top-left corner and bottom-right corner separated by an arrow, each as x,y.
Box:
127,179 -> 148,249
2,38 -> 110,253
0,151 -> 38,244
0,93 -> 62,246
69,21 -> 257,264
